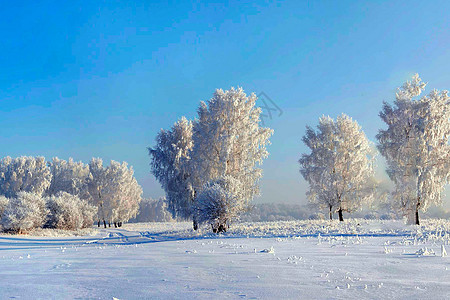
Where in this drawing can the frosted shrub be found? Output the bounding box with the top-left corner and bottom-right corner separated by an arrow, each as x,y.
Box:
195,179 -> 242,233
46,192 -> 97,230
1,192 -> 49,233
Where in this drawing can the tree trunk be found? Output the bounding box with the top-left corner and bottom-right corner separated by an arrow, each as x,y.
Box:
217,224 -> 226,233
338,208 -> 344,222
193,219 -> 198,231
329,206 -> 333,220
415,207 -> 420,225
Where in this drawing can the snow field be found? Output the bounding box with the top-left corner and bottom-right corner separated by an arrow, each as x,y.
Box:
0,219 -> 449,299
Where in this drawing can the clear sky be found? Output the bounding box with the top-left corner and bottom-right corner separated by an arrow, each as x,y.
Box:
0,1 -> 449,207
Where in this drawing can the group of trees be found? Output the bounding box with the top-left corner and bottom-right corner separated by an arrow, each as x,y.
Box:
0,156 -> 142,233
149,88 -> 273,232
300,75 -> 449,225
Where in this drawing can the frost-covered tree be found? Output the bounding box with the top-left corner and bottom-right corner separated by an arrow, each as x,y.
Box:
88,158 -> 142,227
299,114 -> 376,221
1,192 -> 49,233
105,160 -> 143,225
190,88 -> 273,229
45,192 -> 97,230
377,74 -> 450,225
0,156 -> 52,198
195,176 -> 242,233
47,157 -> 91,200
149,117 -> 194,220
87,158 -> 109,226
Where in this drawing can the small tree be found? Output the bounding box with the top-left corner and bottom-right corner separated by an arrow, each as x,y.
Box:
0,156 -> 52,198
299,114 -> 376,221
45,192 -> 97,230
1,192 -> 49,233
377,74 -> 450,224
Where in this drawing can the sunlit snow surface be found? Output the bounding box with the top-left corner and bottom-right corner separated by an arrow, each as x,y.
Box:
0,220 -> 449,299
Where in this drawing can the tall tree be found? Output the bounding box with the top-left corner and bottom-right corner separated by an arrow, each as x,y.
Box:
0,156 -> 52,198
149,117 -> 194,220
190,87 -> 273,229
377,74 -> 450,225
300,114 -> 376,221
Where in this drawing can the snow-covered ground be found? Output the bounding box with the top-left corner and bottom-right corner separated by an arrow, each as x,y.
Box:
0,219 -> 449,299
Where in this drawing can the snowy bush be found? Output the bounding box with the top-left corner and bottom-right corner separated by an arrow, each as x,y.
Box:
195,178 -> 242,232
45,192 -> 97,230
1,192 -> 49,233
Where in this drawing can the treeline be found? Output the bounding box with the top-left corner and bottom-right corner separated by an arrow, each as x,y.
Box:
127,199 -> 450,223
0,156 -> 142,233
130,198 -> 174,223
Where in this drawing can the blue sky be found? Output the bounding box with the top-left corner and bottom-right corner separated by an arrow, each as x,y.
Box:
0,1 -> 449,206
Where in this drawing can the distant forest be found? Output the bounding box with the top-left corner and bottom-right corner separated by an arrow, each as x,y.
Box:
131,199 -> 450,223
